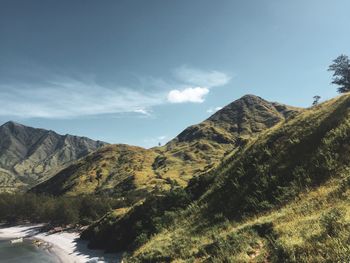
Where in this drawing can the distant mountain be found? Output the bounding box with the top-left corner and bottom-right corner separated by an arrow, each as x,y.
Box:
0,121 -> 106,192
32,95 -> 301,201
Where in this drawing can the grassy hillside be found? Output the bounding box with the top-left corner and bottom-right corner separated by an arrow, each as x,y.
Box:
0,168 -> 25,192
130,175 -> 350,262
32,144 -> 158,198
82,94 -> 350,262
32,95 -> 299,205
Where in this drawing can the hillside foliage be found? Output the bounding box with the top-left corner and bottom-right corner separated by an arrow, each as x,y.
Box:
0,193 -> 123,226
81,94 -> 350,262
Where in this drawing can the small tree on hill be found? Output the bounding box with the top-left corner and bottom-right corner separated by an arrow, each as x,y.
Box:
328,55 -> 350,93
312,95 -> 321,106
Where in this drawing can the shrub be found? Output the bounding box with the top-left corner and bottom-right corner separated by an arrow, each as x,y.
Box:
320,208 -> 345,237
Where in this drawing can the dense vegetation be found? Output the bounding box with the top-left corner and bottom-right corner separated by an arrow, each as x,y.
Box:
80,94 -> 350,262
80,175 -> 219,251
81,183 -> 193,251
0,193 -> 123,226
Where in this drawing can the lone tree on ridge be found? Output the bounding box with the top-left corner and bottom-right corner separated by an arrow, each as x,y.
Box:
312,95 -> 321,106
328,54 -> 350,93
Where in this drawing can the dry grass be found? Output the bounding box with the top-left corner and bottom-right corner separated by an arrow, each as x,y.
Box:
128,173 -> 350,262
125,94 -> 350,262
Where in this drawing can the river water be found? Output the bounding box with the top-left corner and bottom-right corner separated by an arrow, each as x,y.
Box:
0,238 -> 59,263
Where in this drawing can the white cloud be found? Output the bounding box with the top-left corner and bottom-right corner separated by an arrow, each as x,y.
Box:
167,87 -> 209,103
207,106 -> 223,113
174,65 -> 231,88
167,66 -> 231,104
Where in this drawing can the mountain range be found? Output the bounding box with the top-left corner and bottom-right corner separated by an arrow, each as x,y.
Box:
2,93 -> 349,261
31,95 -> 300,203
0,121 -> 106,192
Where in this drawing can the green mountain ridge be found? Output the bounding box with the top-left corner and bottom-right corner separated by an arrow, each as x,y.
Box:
31,95 -> 300,206
81,93 -> 350,262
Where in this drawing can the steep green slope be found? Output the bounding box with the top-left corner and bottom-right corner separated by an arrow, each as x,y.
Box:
82,94 -> 350,262
157,94 -> 301,184
32,95 -> 299,202
0,121 -> 106,192
131,175 -> 350,262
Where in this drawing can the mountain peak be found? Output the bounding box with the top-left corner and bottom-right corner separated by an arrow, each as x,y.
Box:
208,94 -> 299,123
0,121 -> 107,192
2,120 -> 24,128
225,94 -> 270,106
3,120 -> 16,125
240,94 -> 263,100
0,121 -> 35,135
174,95 -> 302,144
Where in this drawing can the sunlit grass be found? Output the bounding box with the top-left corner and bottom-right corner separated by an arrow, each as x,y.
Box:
125,94 -> 350,262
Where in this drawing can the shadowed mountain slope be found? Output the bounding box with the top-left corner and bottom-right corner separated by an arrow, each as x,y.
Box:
0,121 -> 106,192
95,93 -> 350,262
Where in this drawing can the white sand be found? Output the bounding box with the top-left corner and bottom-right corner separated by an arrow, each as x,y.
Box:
0,224 -> 122,263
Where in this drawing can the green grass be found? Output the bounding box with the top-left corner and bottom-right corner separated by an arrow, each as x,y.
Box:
114,94 -> 350,262
128,174 -> 350,262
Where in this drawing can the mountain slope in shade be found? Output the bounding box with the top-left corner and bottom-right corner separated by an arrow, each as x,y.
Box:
32,95 -> 302,200
0,121 -> 106,192
84,93 -> 350,262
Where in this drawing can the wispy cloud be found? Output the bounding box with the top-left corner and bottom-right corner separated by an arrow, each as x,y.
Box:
167,66 -> 231,104
174,65 -> 231,88
133,108 -> 152,116
0,65 -> 231,119
0,77 -> 163,118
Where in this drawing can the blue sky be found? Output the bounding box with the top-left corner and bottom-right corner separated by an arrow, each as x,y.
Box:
0,0 -> 349,147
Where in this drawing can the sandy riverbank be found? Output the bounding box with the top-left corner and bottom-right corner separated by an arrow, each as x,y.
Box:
0,224 -> 122,263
